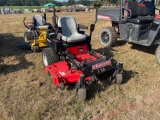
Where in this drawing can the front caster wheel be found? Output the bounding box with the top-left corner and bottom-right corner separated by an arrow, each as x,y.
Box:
114,73 -> 123,85
91,75 -> 98,83
60,82 -> 65,90
78,88 -> 87,101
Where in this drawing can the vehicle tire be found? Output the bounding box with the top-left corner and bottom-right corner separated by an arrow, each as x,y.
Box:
32,46 -> 40,53
99,27 -> 117,47
91,75 -> 98,83
42,48 -> 59,66
24,31 -> 34,43
78,88 -> 87,101
114,74 -> 123,85
24,33 -> 29,42
155,45 -> 160,64
60,82 -> 65,90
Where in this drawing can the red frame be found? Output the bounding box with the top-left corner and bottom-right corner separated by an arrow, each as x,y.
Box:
45,61 -> 91,87
45,44 -> 95,87
45,44 -> 110,87
66,44 -> 87,55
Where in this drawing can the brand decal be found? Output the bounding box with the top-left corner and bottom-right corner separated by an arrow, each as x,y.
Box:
92,60 -> 111,70
97,15 -> 111,21
79,48 -> 84,52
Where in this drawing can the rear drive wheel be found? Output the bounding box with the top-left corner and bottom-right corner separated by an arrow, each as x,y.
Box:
99,27 -> 117,47
155,45 -> 160,64
24,31 -> 34,43
42,48 -> 59,66
114,74 -> 123,85
78,88 -> 87,101
24,33 -> 29,42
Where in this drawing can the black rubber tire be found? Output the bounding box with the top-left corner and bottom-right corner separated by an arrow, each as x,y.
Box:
60,82 -> 65,90
155,45 -> 160,64
78,88 -> 87,101
42,48 -> 59,66
24,33 -> 29,42
91,75 -> 98,83
32,46 -> 40,53
99,27 -> 117,47
24,31 -> 34,43
115,74 -> 123,85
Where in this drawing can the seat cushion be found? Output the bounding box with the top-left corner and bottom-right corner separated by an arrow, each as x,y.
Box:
127,1 -> 155,17
127,16 -> 154,24
62,33 -> 87,43
58,16 -> 87,43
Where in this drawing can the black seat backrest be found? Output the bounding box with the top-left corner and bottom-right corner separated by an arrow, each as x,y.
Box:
126,1 -> 155,18
143,1 -> 155,15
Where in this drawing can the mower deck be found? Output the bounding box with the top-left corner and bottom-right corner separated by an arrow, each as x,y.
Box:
45,52 -> 118,87
45,61 -> 91,87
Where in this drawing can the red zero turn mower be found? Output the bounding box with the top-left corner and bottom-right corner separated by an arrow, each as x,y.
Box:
42,6 -> 124,101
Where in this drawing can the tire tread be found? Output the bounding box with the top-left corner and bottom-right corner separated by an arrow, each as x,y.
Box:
99,27 -> 117,47
42,48 -> 59,66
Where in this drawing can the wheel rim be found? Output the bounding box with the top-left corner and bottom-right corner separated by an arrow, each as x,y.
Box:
101,31 -> 109,44
43,53 -> 48,66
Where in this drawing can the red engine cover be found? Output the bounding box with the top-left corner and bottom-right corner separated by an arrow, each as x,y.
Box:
66,44 -> 87,55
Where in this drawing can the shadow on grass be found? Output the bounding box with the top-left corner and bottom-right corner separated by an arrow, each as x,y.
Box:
86,69 -> 136,101
95,47 -> 114,58
109,39 -> 157,55
0,33 -> 34,74
116,40 -> 127,47
123,70 -> 138,83
130,44 -> 157,55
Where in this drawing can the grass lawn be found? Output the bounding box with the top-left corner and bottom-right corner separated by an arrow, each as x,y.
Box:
0,12 -> 160,119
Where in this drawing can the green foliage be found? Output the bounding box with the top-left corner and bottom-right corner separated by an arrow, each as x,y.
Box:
67,0 -> 76,5
0,0 -> 94,6
0,0 -> 120,6
92,0 -> 119,5
0,6 -> 43,11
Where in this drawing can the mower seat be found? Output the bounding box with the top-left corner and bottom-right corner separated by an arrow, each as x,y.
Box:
126,1 -> 155,24
33,15 -> 49,30
58,16 -> 87,43
127,16 -> 154,24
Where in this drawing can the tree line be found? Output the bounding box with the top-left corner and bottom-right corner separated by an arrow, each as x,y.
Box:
0,0 -> 119,6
